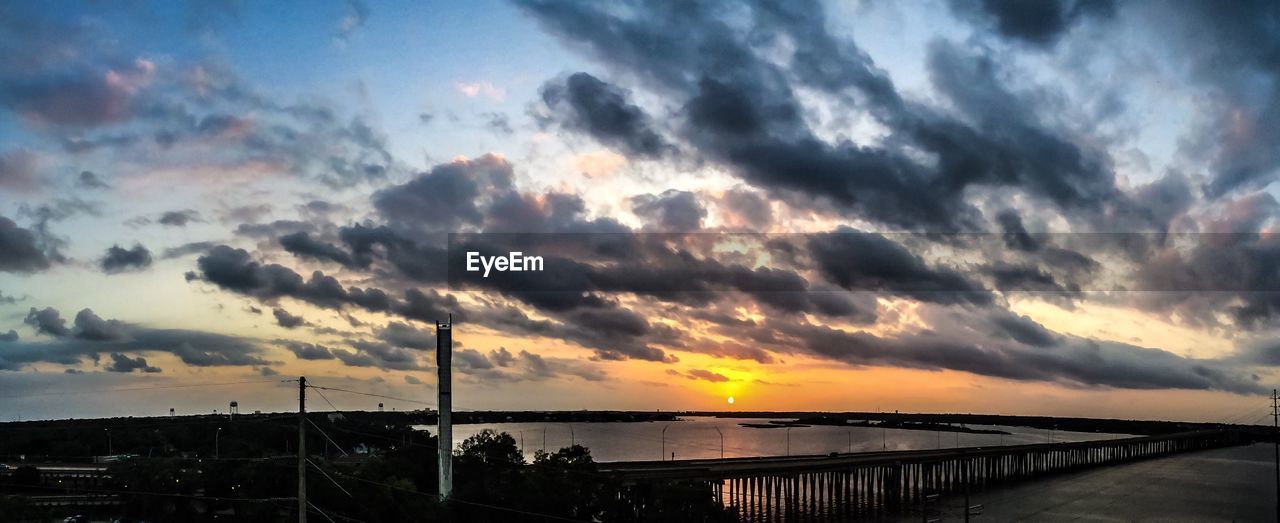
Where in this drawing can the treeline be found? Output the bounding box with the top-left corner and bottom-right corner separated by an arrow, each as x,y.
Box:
691,411 -> 1265,435
0,410 -> 677,462
0,414 -> 728,522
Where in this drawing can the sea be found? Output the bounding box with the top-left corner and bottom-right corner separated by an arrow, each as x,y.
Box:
414,416 -> 1129,463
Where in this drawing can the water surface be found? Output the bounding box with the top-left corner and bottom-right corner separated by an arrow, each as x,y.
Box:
416,416 -> 1130,463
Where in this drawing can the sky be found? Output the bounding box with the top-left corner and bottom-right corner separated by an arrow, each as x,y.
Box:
2,0 -> 1280,423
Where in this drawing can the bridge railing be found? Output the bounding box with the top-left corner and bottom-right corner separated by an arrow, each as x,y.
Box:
601,429 -> 1245,520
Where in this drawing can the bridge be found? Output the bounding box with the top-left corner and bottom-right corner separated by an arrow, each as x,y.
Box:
600,429 -> 1246,521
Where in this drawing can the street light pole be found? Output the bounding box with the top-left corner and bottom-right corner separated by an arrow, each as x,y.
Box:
661,423 -> 673,461
713,426 -> 724,459
1272,389 -> 1279,523
104,429 -> 112,455
785,427 -> 792,456
216,427 -> 222,460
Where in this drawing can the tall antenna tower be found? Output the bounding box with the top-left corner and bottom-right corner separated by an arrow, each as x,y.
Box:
437,314 -> 453,500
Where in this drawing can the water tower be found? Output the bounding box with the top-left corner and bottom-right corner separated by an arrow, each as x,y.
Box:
169,408 -> 175,418
229,400 -> 239,418
378,402 -> 384,412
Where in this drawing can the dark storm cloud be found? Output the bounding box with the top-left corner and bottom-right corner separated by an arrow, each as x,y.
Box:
0,63 -> 147,127
453,346 -> 606,383
347,339 -> 425,370
3,307 -> 268,371
284,341 -> 336,360
451,232 -> 879,319
482,112 -> 514,135
300,200 -> 344,217
74,309 -> 127,341
455,348 -> 494,370
1125,171 -> 1195,232
272,308 -> 307,329
161,241 -> 217,259
691,339 -> 775,364
996,210 -> 1039,251
923,40 -> 1119,210
0,3 -> 150,128
988,311 -> 1060,347
629,190 -> 706,231
720,188 -> 772,229
675,368 -> 731,383
24,307 -> 69,337
806,229 -> 992,306
517,349 -> 606,381
105,353 -> 160,373
517,0 -> 1127,231
539,72 -> 670,157
18,198 -> 100,264
376,321 -> 434,350
279,231 -> 357,268
158,209 -> 201,227
768,318 -> 1258,394
335,224 -> 449,280
1137,1 -> 1280,197
194,245 -> 460,322
77,170 -> 109,189
328,350 -> 372,368
985,263 -> 1071,293
948,0 -> 1115,47
514,1 -> 962,228
100,244 -> 152,273
373,154 -> 513,233
0,330 -> 17,342
235,220 -> 316,238
0,215 -> 50,272
1135,233 -> 1280,328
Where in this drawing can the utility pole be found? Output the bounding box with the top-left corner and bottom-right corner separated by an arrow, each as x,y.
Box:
661,423 -> 672,460
298,376 -> 307,523
437,316 -> 453,500
1272,389 -> 1278,523
964,458 -> 971,523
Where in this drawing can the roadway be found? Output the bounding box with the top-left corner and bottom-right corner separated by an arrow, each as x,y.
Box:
907,443 -> 1275,521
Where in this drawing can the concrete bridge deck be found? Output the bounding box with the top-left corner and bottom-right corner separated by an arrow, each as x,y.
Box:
600,429 -> 1248,520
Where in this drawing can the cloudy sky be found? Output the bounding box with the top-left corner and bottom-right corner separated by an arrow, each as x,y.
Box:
2,0 -> 1279,422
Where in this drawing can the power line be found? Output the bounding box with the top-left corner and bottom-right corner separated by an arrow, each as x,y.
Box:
307,384 -> 434,407
308,458 -> 354,498
308,418 -> 351,457
307,501 -> 338,523
310,386 -> 343,412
